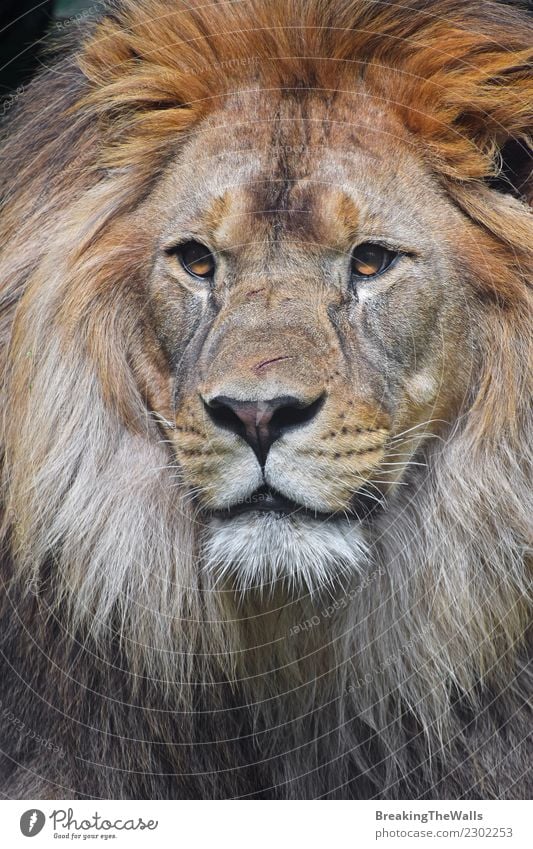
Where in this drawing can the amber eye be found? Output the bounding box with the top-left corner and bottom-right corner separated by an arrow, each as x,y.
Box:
176,240 -> 215,279
351,242 -> 398,279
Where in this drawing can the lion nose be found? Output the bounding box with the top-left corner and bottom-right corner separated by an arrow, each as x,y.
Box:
203,393 -> 324,465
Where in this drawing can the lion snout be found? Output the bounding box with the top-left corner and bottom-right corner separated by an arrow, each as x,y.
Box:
201,391 -> 325,466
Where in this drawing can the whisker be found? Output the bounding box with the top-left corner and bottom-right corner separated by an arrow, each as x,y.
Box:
149,410 -> 176,430
380,460 -> 427,468
389,418 -> 448,442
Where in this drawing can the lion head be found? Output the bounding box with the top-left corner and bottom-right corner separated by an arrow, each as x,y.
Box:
0,0 -> 531,800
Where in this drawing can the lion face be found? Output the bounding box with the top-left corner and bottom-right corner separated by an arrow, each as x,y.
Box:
135,89 -> 477,580
0,0 -> 531,803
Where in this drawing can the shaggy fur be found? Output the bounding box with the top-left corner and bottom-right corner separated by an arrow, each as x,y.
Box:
0,0 -> 531,799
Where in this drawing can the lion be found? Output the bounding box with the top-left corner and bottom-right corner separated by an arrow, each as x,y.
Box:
0,0 -> 531,800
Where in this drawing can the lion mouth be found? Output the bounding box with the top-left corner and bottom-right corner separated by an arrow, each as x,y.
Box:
210,485 -> 380,521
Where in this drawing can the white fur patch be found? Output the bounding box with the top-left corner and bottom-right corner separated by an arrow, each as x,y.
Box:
405,371 -> 438,405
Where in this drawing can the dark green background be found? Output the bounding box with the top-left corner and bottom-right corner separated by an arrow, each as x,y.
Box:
0,0 -> 103,97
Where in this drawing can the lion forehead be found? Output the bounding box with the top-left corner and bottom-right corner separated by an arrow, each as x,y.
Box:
159,90 -> 439,255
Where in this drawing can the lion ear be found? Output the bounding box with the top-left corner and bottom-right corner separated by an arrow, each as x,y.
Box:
448,45 -> 533,205
391,1 -> 533,209
487,138 -> 532,204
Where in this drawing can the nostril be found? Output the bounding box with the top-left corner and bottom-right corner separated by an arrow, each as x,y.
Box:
203,397 -> 247,436
270,393 -> 325,435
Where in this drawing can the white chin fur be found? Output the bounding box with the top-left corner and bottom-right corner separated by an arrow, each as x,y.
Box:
202,512 -> 369,594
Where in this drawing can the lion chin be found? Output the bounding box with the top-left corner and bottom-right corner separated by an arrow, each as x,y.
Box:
204,512 -> 369,593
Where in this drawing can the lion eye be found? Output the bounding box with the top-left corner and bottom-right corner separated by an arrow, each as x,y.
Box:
176,241 -> 215,279
351,243 -> 398,279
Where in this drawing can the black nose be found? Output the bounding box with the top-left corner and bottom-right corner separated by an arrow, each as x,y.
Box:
203,393 -> 324,464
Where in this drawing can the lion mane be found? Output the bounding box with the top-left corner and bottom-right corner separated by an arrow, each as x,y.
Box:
0,0 -> 531,799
